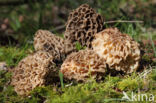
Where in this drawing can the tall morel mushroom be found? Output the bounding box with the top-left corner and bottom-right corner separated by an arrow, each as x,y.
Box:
92,28 -> 140,73
60,50 -> 107,82
64,4 -> 104,54
34,30 -> 65,62
11,51 -> 57,96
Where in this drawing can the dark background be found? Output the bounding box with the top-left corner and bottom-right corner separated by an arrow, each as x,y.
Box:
0,0 -> 155,45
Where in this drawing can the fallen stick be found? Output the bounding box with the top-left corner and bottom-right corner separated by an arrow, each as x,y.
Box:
50,20 -> 144,32
104,20 -> 144,24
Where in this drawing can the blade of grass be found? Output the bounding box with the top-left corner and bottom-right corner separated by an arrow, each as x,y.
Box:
59,71 -> 64,89
148,33 -> 156,57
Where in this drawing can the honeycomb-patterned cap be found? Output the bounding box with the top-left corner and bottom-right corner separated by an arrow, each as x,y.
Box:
92,28 -> 140,73
11,51 -> 57,96
60,50 -> 107,82
34,30 -> 65,61
64,4 -> 104,54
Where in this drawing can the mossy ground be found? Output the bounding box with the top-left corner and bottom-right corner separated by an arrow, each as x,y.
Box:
0,28 -> 155,103
0,0 -> 156,103
0,68 -> 156,103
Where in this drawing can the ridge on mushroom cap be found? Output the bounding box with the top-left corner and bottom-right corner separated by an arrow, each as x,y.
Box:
60,50 -> 107,82
34,30 -> 65,61
11,51 -> 56,96
64,4 -> 104,55
92,28 -> 140,73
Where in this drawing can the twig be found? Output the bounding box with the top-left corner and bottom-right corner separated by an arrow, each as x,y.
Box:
138,66 -> 153,80
50,25 -> 65,32
104,20 -> 144,24
0,0 -> 41,6
50,20 -> 143,32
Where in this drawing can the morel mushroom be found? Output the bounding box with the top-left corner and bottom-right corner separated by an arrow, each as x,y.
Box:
60,50 -> 107,82
11,51 -> 57,96
64,4 -> 104,54
34,30 -> 65,61
92,28 -> 140,73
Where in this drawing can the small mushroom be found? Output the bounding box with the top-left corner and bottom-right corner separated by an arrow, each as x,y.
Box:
34,30 -> 65,61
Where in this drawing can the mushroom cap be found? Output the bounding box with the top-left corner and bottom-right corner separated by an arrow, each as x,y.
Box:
92,28 -> 140,73
64,4 -> 104,54
34,30 -> 65,61
60,50 -> 107,82
11,51 -> 56,96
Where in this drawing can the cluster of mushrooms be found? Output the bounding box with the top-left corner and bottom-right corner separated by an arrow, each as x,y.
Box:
11,4 -> 140,96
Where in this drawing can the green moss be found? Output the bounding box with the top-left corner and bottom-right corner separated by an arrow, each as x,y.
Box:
117,75 -> 143,91
0,45 -> 33,67
149,69 -> 156,81
0,68 -> 156,103
75,42 -> 86,51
